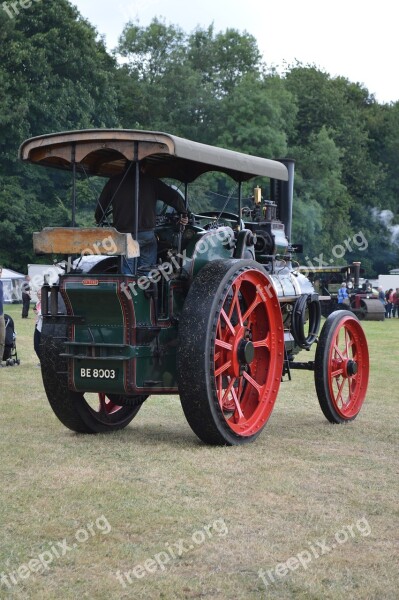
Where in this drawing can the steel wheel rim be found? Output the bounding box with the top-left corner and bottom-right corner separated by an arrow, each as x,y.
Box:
78,392 -> 125,421
98,392 -> 123,416
327,316 -> 369,418
212,269 -> 283,436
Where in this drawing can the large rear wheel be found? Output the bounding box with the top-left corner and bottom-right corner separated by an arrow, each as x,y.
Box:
315,310 -> 369,423
177,260 -> 284,445
40,322 -> 145,433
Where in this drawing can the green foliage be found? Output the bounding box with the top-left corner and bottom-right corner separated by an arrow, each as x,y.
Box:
291,126 -> 351,258
187,25 -> 262,96
118,18 -> 186,82
0,7 -> 398,276
216,73 -> 295,158
0,0 -> 120,268
115,21 -> 262,142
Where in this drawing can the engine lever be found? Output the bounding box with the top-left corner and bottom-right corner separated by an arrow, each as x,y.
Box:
177,213 -> 188,260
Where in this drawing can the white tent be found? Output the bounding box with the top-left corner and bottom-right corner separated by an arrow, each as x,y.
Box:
28,263 -> 64,302
1,268 -> 25,303
379,273 -> 399,291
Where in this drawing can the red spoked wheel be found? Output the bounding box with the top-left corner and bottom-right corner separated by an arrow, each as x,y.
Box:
177,260 -> 284,445
98,393 -> 123,415
315,310 -> 369,423
40,322 -> 146,433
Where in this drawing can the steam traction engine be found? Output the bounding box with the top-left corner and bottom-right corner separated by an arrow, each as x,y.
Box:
304,262 -> 385,321
19,130 -> 370,445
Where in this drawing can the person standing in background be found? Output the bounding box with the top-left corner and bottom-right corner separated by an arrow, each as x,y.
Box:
378,286 -> 386,306
337,282 -> 349,307
0,266 -> 5,365
21,275 -> 31,318
392,288 -> 399,318
385,288 -> 393,318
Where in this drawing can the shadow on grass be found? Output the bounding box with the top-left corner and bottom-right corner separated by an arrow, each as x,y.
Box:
54,408 -> 341,451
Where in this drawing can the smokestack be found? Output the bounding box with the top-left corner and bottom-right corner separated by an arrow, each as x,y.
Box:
270,159 -> 295,243
352,262 -> 361,288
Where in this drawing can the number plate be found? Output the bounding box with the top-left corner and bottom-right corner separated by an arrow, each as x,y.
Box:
80,367 -> 117,380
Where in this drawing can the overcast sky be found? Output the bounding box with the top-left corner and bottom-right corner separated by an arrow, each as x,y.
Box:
71,0 -> 398,104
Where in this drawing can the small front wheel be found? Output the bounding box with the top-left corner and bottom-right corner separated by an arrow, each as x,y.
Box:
315,310 -> 369,423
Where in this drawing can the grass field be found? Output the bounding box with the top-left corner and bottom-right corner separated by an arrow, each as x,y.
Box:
0,304 -> 398,600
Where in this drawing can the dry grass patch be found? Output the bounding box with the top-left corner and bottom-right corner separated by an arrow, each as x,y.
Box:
0,306 -> 398,599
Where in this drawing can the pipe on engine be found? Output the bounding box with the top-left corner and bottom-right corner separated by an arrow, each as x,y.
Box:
291,293 -> 321,350
352,261 -> 361,288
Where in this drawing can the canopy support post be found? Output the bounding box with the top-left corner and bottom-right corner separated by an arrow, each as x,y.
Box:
237,181 -> 242,230
71,144 -> 77,227
133,142 -> 139,276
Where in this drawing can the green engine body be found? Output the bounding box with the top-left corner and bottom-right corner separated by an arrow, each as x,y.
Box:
55,225 -> 235,396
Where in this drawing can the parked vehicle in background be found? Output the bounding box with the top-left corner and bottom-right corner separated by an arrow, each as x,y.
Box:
303,262 -> 385,321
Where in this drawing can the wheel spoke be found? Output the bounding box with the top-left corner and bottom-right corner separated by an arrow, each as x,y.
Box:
345,328 -> 353,357
242,370 -> 262,394
348,375 -> 357,399
333,340 -> 345,362
230,386 -> 245,421
343,378 -> 352,405
215,360 -> 232,377
253,333 -> 271,350
98,392 -> 121,415
220,307 -> 236,336
227,284 -> 242,325
331,366 -> 344,378
215,338 -> 233,351
220,376 -> 236,407
220,378 -> 245,421
334,377 -> 346,405
241,295 -> 262,324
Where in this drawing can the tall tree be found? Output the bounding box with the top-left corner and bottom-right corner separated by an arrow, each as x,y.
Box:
285,66 -> 381,203
115,20 -> 263,142
217,73 -> 296,158
187,25 -> 261,96
291,126 -> 351,260
0,1 -> 120,270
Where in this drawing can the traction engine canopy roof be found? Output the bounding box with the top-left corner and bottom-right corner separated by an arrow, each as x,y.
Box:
19,129 -> 289,183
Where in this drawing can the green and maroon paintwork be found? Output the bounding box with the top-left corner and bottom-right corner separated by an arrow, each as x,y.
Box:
55,223 -> 234,395
62,275 -> 184,395
19,129 -> 370,445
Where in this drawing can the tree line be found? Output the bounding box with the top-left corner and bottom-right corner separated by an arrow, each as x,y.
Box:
0,0 -> 398,275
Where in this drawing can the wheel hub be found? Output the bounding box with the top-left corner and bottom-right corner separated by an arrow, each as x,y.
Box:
345,359 -> 358,376
238,339 -> 255,365
227,327 -> 255,376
